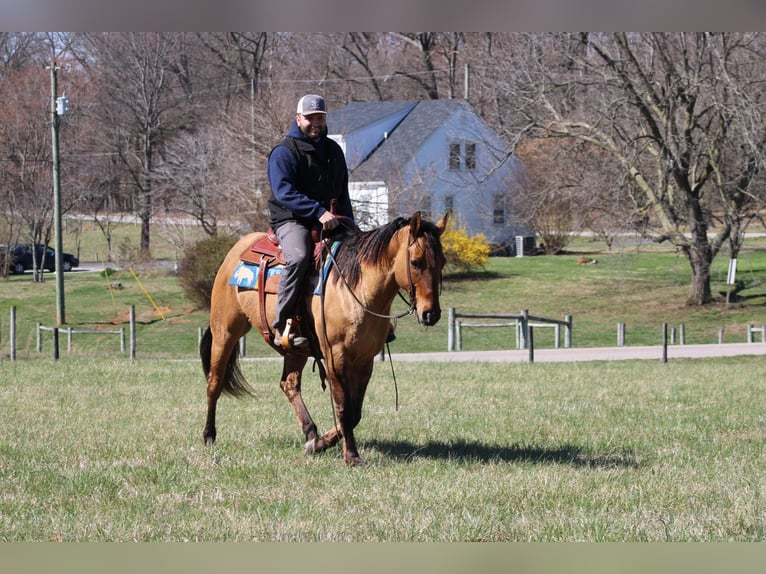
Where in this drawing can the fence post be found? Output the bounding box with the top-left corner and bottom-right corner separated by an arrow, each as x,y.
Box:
617,322 -> 625,347
120,328 -> 126,353
679,323 -> 686,345
747,324 -> 754,343
528,326 -> 534,363
36,322 -> 42,353
10,306 -> 16,361
67,327 -> 73,352
129,305 -> 136,359
53,327 -> 60,361
239,335 -> 247,357
447,307 -> 455,351
520,309 -> 529,349
564,315 -> 572,348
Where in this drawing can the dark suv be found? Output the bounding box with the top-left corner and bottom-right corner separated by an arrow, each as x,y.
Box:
9,243 -> 80,274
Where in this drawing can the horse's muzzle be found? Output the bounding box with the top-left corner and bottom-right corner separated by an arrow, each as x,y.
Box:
421,309 -> 441,326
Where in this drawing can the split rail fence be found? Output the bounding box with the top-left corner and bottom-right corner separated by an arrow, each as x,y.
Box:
448,308 -> 573,352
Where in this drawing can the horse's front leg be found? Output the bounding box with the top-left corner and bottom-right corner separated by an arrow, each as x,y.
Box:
311,362 -> 372,466
279,355 -> 319,447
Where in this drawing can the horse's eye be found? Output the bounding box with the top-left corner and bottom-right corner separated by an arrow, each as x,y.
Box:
410,258 -> 422,270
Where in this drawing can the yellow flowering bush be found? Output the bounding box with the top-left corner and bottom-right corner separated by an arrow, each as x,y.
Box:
441,220 -> 490,274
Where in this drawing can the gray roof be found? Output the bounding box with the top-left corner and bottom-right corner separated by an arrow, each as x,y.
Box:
328,99 -> 473,180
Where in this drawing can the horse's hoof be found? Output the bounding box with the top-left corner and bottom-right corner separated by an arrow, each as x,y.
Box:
304,438 -> 317,455
345,455 -> 363,467
204,435 -> 215,446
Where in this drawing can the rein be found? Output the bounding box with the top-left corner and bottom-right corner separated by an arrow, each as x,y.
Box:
320,227 -> 417,321
317,224 -> 420,415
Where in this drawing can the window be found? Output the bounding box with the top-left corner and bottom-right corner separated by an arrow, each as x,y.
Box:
448,141 -> 477,171
465,142 -> 476,171
449,143 -> 461,170
493,194 -> 505,225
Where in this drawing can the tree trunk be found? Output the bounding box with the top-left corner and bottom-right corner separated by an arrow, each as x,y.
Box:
684,242 -> 713,306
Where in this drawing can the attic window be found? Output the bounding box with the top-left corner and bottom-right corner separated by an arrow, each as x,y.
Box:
449,143 -> 461,170
465,142 -> 476,170
449,141 -> 477,171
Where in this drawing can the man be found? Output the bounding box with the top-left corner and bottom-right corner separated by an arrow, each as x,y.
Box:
267,94 -> 354,348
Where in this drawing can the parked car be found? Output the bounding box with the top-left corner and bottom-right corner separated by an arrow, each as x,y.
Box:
9,243 -> 80,274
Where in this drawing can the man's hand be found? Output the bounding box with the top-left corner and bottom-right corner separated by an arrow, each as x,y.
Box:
319,211 -> 339,231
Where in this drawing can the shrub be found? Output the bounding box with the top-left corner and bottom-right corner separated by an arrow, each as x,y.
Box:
441,221 -> 490,274
178,235 -> 237,309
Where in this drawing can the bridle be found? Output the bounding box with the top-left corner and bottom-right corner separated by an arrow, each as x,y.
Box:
320,225 -> 419,321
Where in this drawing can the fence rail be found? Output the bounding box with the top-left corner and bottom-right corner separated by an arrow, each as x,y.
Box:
5,305 -> 138,360
448,308 -> 572,352
37,324 -> 126,354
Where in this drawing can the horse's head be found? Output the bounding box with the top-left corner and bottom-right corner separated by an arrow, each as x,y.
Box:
401,211 -> 448,326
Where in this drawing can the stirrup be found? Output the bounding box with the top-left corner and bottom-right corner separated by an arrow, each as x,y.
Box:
275,318 -> 308,349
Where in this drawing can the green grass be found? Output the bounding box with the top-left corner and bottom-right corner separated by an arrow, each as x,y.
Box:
1,356 -> 764,541
2,231 -> 766,359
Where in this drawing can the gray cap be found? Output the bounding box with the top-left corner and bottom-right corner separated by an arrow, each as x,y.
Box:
296,94 -> 327,115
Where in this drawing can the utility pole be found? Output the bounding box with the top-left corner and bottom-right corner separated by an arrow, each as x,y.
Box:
50,61 -> 67,326
464,63 -> 470,101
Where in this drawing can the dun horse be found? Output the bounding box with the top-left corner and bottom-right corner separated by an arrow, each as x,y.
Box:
200,211 -> 447,465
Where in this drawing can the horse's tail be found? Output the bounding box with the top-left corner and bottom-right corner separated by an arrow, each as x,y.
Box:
200,326 -> 255,398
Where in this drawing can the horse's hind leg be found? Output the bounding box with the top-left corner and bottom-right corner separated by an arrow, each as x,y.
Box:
279,355 -> 319,447
202,319 -> 249,445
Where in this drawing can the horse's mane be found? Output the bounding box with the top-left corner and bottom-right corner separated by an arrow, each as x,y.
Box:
331,215 -> 444,289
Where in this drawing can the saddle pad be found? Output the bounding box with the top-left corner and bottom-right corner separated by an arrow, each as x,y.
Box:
229,241 -> 341,295
229,261 -> 281,289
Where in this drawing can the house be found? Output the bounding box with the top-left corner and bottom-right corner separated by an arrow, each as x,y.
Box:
327,99 -> 533,252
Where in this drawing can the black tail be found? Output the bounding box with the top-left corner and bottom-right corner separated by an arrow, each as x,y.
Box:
200,326 -> 255,398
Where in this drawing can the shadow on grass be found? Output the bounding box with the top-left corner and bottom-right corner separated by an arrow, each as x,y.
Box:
365,438 -> 640,469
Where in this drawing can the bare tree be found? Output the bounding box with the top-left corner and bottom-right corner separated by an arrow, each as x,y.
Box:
84,32 -> 201,254
494,32 -> 766,305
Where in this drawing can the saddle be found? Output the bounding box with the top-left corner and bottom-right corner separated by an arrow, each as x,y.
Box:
238,217 -> 357,353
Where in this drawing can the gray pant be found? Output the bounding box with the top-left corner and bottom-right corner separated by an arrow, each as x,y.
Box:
272,220 -> 314,331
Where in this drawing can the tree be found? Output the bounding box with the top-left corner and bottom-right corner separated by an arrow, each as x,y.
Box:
84,32 -> 200,254
497,32 -> 766,305
0,65 -> 55,281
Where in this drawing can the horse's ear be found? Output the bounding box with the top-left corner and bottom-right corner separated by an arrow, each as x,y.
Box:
435,211 -> 449,235
409,211 -> 422,235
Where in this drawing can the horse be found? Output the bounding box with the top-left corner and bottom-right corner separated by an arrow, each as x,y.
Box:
200,211 -> 448,466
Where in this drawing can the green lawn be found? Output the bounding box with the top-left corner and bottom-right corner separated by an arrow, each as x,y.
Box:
2,230 -> 766,359
0,356 -> 764,541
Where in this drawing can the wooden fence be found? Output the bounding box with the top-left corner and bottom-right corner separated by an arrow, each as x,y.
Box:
7,305 -> 137,360
448,308 -> 572,352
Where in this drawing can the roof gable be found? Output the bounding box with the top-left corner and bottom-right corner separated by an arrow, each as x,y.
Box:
328,99 -> 476,178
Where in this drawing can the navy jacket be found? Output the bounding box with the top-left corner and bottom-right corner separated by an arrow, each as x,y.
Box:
267,122 -> 354,229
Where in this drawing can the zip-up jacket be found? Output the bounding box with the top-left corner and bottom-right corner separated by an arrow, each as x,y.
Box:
267,122 -> 354,230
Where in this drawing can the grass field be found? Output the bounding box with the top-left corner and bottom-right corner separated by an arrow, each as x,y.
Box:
1,356 -> 764,541
2,225 -> 766,359
2,223 -> 766,541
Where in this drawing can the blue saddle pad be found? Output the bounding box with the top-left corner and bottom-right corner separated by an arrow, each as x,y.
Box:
229,241 -> 340,295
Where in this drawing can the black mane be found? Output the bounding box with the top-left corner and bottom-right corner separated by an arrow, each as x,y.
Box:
331,216 -> 444,288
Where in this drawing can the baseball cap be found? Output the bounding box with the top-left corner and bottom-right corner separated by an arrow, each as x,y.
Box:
296,94 -> 327,115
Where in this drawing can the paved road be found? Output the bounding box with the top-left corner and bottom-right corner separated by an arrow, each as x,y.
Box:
387,342 -> 766,363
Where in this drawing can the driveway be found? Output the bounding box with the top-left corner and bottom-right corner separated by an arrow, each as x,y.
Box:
387,342 -> 766,363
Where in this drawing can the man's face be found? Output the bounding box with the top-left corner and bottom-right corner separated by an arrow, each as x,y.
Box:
296,112 -> 326,141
